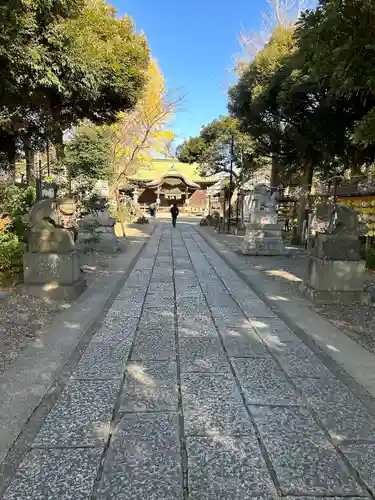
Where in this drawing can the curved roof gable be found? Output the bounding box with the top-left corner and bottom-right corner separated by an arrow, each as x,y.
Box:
128,158 -> 216,183
146,166 -> 200,189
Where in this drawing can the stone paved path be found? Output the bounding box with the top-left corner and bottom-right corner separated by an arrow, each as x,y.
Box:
3,222 -> 375,499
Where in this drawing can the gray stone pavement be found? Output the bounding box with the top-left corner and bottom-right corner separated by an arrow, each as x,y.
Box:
2,222 -> 375,499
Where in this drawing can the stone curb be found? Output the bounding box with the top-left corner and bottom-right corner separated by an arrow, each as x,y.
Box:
0,230 -> 154,466
196,225 -> 375,405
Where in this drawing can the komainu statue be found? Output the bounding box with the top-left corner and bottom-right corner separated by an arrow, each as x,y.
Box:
245,184 -> 278,221
22,198 -> 85,299
310,203 -> 368,237
240,184 -> 287,255
303,203 -> 370,304
77,197 -> 120,252
22,198 -> 77,253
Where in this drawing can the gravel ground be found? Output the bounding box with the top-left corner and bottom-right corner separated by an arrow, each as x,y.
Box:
0,252 -> 114,377
0,293 -> 69,376
204,227 -> 375,356
0,223 -> 154,377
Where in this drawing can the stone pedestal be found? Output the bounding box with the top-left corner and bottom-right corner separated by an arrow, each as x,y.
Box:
23,251 -> 86,301
308,234 -> 361,261
240,211 -> 288,256
303,234 -> 371,304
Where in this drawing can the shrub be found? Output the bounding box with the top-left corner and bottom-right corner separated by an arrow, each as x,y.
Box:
0,184 -> 36,240
361,246 -> 375,270
0,228 -> 24,276
116,205 -> 133,224
0,185 -> 34,279
135,215 -> 149,224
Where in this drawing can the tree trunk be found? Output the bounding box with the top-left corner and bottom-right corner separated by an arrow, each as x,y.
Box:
7,147 -> 16,182
54,129 -> 71,195
54,129 -> 65,162
115,187 -> 126,237
350,163 -> 362,180
296,160 -> 314,244
24,138 -> 35,185
270,155 -> 279,191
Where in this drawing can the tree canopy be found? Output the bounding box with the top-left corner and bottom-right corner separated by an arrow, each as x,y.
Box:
50,56 -> 177,236
230,1 -> 375,176
228,0 -> 375,237
229,25 -> 295,186
0,0 -> 150,177
177,116 -> 256,182
296,0 -> 375,146
65,124 -> 111,182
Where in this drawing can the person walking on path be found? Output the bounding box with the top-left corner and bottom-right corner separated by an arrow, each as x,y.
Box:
170,203 -> 179,227
149,202 -> 156,220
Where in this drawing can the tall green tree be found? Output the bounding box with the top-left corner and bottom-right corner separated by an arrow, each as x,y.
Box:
229,25 -> 295,187
43,0 -> 149,157
177,116 -> 256,182
230,8 -> 375,239
65,124 -> 111,182
0,0 -> 150,183
176,137 -> 206,165
263,56 -> 367,236
296,0 -> 375,150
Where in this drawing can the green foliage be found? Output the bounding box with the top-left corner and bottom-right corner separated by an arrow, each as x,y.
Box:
296,0 -> 375,147
66,124 -> 111,180
0,183 -> 34,278
228,11 -> 375,239
0,0 -> 150,167
353,109 -> 375,147
360,246 -> 375,270
116,205 -> 133,224
297,0 -> 375,99
45,0 -> 150,133
0,184 -> 36,240
0,227 -> 24,275
229,26 -> 296,163
229,3 -> 375,187
176,137 -> 206,164
177,116 -> 256,180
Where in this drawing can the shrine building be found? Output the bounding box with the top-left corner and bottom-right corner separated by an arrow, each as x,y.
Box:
120,159 -> 217,213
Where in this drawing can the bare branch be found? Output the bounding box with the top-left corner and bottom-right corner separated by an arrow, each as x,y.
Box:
233,0 -> 315,76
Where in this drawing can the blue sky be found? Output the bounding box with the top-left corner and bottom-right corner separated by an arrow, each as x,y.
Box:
112,0 -> 272,144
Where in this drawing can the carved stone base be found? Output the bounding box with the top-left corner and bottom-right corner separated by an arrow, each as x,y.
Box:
23,251 -> 86,300
303,256 -> 371,304
240,223 -> 289,256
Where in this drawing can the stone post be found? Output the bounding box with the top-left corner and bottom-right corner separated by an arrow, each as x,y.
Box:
133,187 -> 139,204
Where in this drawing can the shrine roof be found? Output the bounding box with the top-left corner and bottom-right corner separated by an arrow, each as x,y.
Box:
128,159 -> 217,184
146,166 -> 200,189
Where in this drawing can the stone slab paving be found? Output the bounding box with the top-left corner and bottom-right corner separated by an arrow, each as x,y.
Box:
3,222 -> 375,499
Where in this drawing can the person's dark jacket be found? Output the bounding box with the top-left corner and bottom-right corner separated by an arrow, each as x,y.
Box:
170,205 -> 179,217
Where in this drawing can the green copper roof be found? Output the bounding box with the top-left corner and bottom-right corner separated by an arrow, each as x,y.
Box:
128,159 -> 216,183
